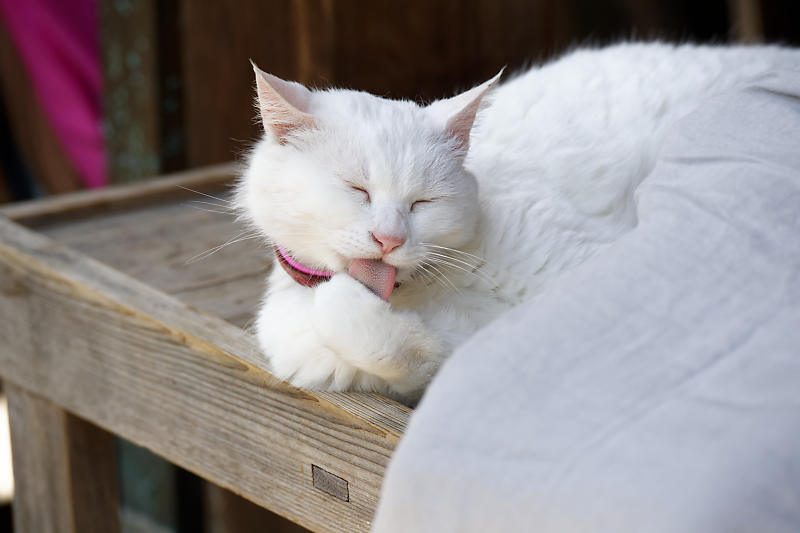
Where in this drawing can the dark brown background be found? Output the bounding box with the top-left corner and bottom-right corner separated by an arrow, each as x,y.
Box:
177,0 -> 797,172
179,0 -> 734,169
2,0 -> 799,194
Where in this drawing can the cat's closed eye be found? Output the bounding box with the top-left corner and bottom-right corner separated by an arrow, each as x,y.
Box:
348,184 -> 370,203
410,199 -> 433,211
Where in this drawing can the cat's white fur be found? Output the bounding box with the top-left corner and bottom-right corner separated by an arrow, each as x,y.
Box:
238,42 -> 799,402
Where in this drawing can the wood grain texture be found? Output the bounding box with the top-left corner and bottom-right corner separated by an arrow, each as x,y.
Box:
181,0 -> 297,166
728,0 -> 764,42
205,483 -> 310,533
0,215 -> 409,532
179,0 -> 553,168
6,384 -> 119,533
38,199 -> 267,329
292,0 -> 336,85
179,0 -> 739,170
0,162 -> 237,227
14,172 -> 265,329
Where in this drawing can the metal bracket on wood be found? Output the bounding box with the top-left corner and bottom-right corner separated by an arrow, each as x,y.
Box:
311,465 -> 349,502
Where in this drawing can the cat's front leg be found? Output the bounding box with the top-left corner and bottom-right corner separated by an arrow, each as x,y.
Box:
312,274 -> 447,392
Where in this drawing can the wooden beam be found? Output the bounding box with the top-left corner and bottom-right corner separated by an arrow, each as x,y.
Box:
181,1 -> 297,167
291,0 -> 336,86
205,483 -> 310,533
0,162 -> 238,227
0,216 -> 409,532
728,0 -> 764,43
6,383 -> 119,533
35,200 -> 269,330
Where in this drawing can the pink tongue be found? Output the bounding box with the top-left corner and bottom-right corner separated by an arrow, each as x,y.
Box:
348,259 -> 397,301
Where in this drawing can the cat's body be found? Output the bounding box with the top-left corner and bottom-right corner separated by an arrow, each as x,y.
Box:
239,42 -> 800,402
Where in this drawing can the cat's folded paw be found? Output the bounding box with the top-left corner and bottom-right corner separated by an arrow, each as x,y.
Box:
311,274 -> 390,362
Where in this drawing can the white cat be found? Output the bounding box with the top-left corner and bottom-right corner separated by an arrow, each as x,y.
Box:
237,42 -> 799,403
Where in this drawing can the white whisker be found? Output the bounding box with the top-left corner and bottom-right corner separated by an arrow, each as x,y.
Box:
420,242 -> 488,264
425,250 -> 482,270
177,185 -> 234,204
422,260 -> 460,294
414,263 -> 440,288
188,199 -> 236,210
185,232 -> 261,264
417,263 -> 447,291
188,205 -> 236,216
427,254 -> 497,287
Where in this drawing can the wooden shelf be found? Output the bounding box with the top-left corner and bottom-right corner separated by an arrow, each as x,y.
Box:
0,164 -> 409,533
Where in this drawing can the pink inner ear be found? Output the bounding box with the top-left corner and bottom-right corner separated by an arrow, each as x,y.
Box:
253,65 -> 315,143
446,97 -> 485,152
437,70 -> 503,153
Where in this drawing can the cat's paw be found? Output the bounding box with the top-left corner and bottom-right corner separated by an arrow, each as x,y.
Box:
311,274 -> 390,362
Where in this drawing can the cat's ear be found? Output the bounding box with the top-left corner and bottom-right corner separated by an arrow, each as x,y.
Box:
251,61 -> 315,144
428,69 -> 504,154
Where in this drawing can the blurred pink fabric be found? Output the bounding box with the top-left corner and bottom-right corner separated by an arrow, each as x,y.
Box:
0,0 -> 106,188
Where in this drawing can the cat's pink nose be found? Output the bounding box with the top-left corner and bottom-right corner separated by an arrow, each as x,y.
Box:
371,232 -> 405,254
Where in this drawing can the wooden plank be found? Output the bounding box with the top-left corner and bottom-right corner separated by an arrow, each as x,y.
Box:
292,0 -> 336,85
728,0 -> 764,42
6,383 -> 119,533
0,216 -> 409,532
2,165 -> 240,533
205,483 -> 309,533
181,1 -> 297,167
32,198 -> 266,329
7,171 -> 264,328
179,1 -> 555,168
0,162 -> 237,227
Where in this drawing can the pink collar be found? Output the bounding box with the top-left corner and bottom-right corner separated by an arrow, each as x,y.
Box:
275,246 -> 333,287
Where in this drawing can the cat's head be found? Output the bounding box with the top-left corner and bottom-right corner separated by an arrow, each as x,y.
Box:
238,64 -> 499,285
